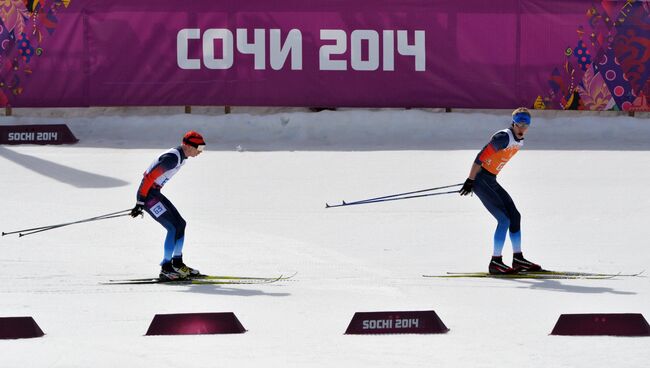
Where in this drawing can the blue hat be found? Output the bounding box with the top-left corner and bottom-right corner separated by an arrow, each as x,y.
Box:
512,111 -> 531,125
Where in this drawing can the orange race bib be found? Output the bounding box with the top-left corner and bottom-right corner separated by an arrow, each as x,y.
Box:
481,129 -> 522,175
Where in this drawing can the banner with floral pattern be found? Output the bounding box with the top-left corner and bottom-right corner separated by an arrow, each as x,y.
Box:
1,0 -> 648,110
536,0 -> 650,111
0,0 -> 71,107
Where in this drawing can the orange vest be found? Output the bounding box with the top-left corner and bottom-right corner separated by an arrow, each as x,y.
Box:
481,129 -> 523,175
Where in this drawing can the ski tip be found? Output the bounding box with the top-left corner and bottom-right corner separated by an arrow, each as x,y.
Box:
18,233 -> 24,238
325,203 -> 330,208
1,232 -> 5,236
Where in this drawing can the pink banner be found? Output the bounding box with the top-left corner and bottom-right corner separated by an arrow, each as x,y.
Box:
145,313 -> 246,335
2,1 -> 648,110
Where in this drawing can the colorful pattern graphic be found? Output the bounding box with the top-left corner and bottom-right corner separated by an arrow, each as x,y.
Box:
538,0 -> 650,111
573,40 -> 592,71
0,0 -> 70,107
577,63 -> 615,110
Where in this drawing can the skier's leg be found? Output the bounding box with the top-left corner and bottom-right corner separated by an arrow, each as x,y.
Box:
144,194 -> 181,265
473,176 -> 510,257
491,183 -> 541,271
151,194 -> 186,256
152,195 -> 199,275
491,183 -> 522,253
509,231 -> 521,254
159,220 -> 177,265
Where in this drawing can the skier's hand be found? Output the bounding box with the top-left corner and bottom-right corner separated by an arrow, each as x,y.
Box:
130,203 -> 144,218
459,178 -> 474,196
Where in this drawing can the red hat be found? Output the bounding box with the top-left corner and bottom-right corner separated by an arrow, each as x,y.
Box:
182,131 -> 206,147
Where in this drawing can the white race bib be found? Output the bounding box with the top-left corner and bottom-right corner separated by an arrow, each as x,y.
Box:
150,202 -> 167,218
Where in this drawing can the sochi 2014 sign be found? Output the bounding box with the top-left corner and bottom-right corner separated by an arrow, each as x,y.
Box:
0,125 -> 78,145
177,29 -> 425,72
6,1 -> 649,110
345,310 -> 449,335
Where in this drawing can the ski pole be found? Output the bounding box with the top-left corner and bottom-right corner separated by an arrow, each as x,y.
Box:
2,209 -> 132,237
14,213 -> 131,237
325,189 -> 460,208
2,209 -> 131,235
17,213 -> 132,237
326,183 -> 462,208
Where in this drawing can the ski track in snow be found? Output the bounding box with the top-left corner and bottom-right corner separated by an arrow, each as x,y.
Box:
1,109 -> 649,367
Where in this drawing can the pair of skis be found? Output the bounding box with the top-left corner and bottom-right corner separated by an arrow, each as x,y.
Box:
105,270 -> 643,284
423,270 -> 645,280
104,272 -> 296,285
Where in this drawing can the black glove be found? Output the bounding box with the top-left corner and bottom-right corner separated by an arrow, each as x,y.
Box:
130,203 -> 144,218
459,178 -> 474,196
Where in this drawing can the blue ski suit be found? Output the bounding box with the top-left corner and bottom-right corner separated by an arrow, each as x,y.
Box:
136,147 -> 187,264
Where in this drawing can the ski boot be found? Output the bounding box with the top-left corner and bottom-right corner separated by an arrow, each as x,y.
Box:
489,256 -> 518,275
159,261 -> 184,281
512,252 -> 542,272
172,256 -> 201,278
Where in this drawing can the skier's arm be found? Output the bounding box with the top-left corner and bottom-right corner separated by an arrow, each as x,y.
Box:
460,163 -> 480,196
467,162 -> 482,180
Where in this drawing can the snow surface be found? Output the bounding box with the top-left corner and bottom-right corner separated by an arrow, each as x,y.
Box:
1,108 -> 649,367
